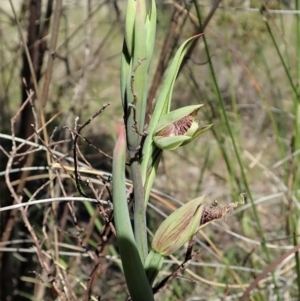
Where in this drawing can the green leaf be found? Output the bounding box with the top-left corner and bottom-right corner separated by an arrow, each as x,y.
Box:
141,34 -> 203,185
112,126 -> 154,301
145,0 -> 157,70
153,135 -> 190,150
120,43 -> 132,110
154,104 -> 203,133
147,34 -> 204,136
144,148 -> 162,204
125,0 -> 136,56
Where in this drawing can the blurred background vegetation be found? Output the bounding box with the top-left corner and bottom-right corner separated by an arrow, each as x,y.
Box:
0,0 -> 299,300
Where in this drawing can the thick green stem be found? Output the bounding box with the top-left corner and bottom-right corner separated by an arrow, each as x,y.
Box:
129,153 -> 148,263
144,250 -> 164,285
123,0 -> 151,265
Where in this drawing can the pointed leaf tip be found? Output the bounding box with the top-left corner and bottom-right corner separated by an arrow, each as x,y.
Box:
115,125 -> 126,151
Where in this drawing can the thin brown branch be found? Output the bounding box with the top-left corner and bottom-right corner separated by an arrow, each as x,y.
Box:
72,104 -> 110,199
0,92 -> 35,258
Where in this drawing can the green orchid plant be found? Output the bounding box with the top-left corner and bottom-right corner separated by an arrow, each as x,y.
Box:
111,1 -> 239,300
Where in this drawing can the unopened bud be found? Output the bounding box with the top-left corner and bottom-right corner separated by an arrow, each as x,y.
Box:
152,195 -> 205,256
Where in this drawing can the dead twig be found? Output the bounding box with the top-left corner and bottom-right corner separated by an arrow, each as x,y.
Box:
153,234 -> 197,294
72,103 -> 110,199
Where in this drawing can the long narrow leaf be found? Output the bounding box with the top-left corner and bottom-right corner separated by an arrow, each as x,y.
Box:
112,126 -> 154,301
141,33 -> 203,199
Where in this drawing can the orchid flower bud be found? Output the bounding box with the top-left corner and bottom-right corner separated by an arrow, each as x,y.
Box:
153,104 -> 212,150
151,195 -> 205,256
151,195 -> 244,256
